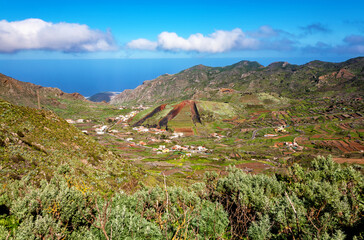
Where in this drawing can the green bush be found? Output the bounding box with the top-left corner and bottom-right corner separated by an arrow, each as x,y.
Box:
0,156 -> 362,239
1,175 -> 95,239
129,186 -> 228,239
206,155 -> 364,239
0,175 -> 228,239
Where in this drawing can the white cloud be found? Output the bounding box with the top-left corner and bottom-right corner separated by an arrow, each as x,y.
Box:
127,38 -> 158,50
127,28 -> 260,53
0,18 -> 117,53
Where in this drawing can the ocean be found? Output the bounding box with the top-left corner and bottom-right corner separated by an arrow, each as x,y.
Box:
0,57 -> 341,97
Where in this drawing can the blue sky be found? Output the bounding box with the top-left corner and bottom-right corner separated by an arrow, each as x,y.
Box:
1,0 -> 364,60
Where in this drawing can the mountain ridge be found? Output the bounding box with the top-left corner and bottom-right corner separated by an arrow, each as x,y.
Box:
0,73 -> 87,109
111,57 -> 364,106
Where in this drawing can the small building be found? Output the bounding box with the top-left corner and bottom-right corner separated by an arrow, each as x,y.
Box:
170,132 -> 184,139
172,145 -> 182,150
66,119 -> 76,124
197,146 -> 207,152
264,134 -> 278,138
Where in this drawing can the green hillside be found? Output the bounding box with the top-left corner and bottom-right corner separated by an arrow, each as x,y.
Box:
111,57 -> 364,106
0,73 -> 122,122
0,98 -> 132,192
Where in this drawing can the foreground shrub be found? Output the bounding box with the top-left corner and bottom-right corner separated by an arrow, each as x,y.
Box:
130,186 -> 228,239
79,186 -> 229,240
0,175 -> 95,239
0,175 -> 228,239
207,156 -> 364,239
0,156 -> 362,239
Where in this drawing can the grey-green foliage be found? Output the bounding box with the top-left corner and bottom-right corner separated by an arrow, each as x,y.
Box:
0,156 -> 363,239
104,194 -> 163,240
208,155 -> 364,239
1,175 -> 93,239
216,167 -> 284,211
0,226 -> 8,240
0,174 -> 228,239
129,186 -> 228,239
79,185 -> 228,239
247,214 -> 271,240
212,167 -> 284,238
285,156 -> 364,239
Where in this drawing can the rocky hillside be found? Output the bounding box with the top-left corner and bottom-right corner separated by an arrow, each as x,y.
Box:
111,57 -> 364,106
0,73 -> 87,109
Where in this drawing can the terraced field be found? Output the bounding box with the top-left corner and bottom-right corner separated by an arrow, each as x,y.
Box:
68,95 -> 363,186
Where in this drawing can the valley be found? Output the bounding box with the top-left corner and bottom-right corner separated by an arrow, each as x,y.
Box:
2,0 -> 364,237
0,57 -> 363,239
1,58 -> 363,191
66,93 -> 363,188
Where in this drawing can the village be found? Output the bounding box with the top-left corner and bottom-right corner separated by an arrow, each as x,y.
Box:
65,106 -> 309,161
66,109 -> 213,156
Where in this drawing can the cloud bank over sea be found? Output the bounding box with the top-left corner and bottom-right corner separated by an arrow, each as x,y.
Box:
0,18 -> 117,53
